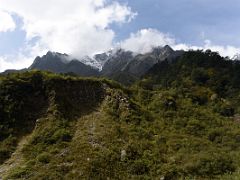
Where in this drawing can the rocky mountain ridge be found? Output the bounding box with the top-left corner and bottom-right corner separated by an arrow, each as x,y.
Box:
2,46 -> 183,81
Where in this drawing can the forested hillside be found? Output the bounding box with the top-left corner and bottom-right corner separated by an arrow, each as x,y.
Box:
1,50 -> 240,179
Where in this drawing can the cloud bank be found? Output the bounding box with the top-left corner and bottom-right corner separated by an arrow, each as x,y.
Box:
0,0 -> 136,71
0,0 -> 136,54
120,29 -> 175,54
120,28 -> 240,58
0,0 -> 240,72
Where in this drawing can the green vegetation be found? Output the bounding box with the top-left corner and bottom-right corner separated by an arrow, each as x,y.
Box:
1,50 -> 240,179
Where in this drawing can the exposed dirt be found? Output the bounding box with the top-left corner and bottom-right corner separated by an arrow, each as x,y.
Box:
0,135 -> 31,179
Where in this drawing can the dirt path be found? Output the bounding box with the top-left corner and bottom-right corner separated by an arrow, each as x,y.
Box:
0,135 -> 31,179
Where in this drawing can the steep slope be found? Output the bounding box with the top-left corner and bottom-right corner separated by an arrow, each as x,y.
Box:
79,52 -> 111,70
0,71 -> 150,179
101,46 -> 183,85
2,46 -> 184,85
2,50 -> 240,179
0,71 -> 104,166
146,50 -> 240,98
123,45 -> 183,76
93,51 -> 111,69
0,134 -> 32,177
101,49 -> 134,76
131,50 -> 240,179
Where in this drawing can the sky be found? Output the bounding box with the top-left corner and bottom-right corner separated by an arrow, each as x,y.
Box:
0,0 -> 240,72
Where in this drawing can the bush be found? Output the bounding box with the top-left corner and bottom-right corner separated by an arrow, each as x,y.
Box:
185,152 -> 236,176
186,119 -> 206,136
208,128 -> 224,143
0,148 -> 11,164
191,68 -> 209,84
50,129 -> 72,143
130,159 -> 149,175
6,167 -> 31,179
37,152 -> 51,164
220,106 -> 235,117
0,136 -> 17,163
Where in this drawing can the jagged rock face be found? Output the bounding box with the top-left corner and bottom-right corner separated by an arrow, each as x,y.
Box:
152,45 -> 174,58
2,46 -> 184,84
30,51 -> 100,77
101,49 -> 134,76
116,45 -> 184,77
100,45 -> 183,78
29,46 -> 183,79
78,55 -> 106,71
30,52 -> 68,72
77,51 -> 112,71
93,52 -> 111,70
123,55 -> 158,76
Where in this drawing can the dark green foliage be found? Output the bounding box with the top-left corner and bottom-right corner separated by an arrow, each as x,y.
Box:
147,50 -> 240,97
0,136 -> 17,163
50,129 -> 72,143
191,68 -> 210,84
5,167 -> 31,179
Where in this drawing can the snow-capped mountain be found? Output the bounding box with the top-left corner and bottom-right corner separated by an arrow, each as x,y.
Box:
3,45 -> 184,84
78,51 -> 112,71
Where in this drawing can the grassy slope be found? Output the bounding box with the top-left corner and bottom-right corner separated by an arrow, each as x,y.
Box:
1,68 -> 240,179
0,71 -> 151,179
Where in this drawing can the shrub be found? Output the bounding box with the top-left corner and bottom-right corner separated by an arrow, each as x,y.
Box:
6,167 -> 31,179
191,68 -> 209,84
37,152 -> 51,164
130,159 -> 149,175
185,151 -> 236,177
50,129 -> 72,143
0,148 -> 11,164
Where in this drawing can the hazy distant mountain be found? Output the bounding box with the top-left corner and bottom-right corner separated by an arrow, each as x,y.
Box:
101,49 -> 134,76
95,45 -> 183,85
2,45 -> 184,83
123,45 -> 184,77
1,68 -> 28,75
30,51 -> 100,77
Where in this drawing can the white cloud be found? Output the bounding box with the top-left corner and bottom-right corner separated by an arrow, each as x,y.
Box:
121,28 -> 240,58
0,41 -> 48,72
202,40 -> 240,58
0,0 -> 136,58
0,0 -> 240,73
0,55 -> 32,72
120,28 -> 175,54
172,40 -> 240,58
0,10 -> 16,32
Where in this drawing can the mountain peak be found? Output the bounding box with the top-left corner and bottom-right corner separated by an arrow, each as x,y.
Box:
46,51 -> 54,56
163,45 -> 174,52
29,51 -> 99,76
45,51 -> 69,61
151,45 -> 174,58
